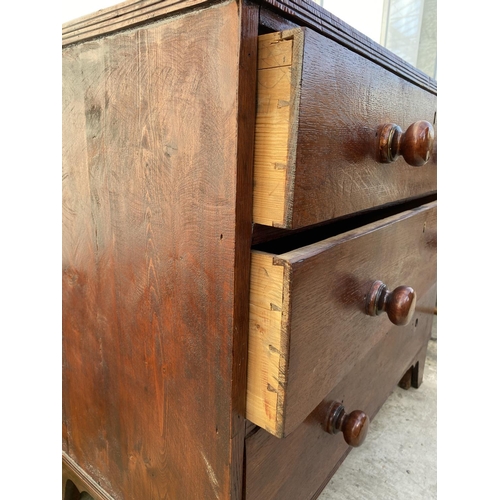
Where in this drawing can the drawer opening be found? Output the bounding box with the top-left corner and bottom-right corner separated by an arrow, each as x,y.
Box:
253,27 -> 437,230
247,201 -> 437,437
252,194 -> 436,255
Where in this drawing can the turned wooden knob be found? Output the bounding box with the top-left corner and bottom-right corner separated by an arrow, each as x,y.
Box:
365,280 -> 416,326
324,402 -> 369,447
377,120 -> 434,166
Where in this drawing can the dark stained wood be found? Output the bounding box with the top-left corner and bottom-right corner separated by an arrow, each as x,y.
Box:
255,27 -> 437,229
258,4 -> 299,32
245,286 -> 436,500
259,1 -> 437,94
365,281 -> 417,326
62,0 -> 437,98
398,364 -> 413,390
290,26 -> 437,227
309,448 -> 351,500
62,0 -> 225,46
399,343 -> 429,390
245,421 -> 259,436
62,1 -> 437,497
283,203 -> 436,434
63,480 -> 80,500
230,1 -> 260,497
378,120 -> 435,166
246,201 -> 437,437
323,402 -> 369,447
62,2 -> 249,498
62,453 -> 112,500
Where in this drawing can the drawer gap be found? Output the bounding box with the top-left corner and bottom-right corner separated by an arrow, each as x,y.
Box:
252,194 -> 436,254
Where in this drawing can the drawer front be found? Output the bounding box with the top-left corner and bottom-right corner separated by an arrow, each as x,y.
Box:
253,28 -> 437,229
245,285 -> 436,500
246,201 -> 436,437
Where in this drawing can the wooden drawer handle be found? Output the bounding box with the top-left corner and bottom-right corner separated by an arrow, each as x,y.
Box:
377,120 -> 434,166
324,402 -> 369,447
365,280 -> 416,326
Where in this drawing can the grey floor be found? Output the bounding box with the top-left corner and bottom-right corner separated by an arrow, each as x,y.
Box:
318,319 -> 437,500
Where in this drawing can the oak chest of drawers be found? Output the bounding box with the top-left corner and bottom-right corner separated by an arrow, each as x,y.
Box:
62,1 -> 437,498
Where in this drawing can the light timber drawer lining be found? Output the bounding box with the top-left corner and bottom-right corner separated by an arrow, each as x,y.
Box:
253,29 -> 304,228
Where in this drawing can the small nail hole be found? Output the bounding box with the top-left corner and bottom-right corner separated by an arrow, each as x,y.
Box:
415,318 -> 419,327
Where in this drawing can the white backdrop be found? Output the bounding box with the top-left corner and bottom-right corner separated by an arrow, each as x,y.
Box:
63,0 -> 121,23
318,0 -> 384,43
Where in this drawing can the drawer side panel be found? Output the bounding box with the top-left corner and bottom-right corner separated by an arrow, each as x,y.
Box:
247,253 -> 289,435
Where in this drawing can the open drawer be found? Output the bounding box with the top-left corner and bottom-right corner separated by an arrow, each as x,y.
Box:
253,27 -> 437,229
245,282 -> 436,500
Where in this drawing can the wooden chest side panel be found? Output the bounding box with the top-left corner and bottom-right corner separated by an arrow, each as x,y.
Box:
62,3 -> 242,498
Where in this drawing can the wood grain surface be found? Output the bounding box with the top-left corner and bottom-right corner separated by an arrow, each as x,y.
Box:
252,30 -> 303,227
62,0 -> 224,46
246,201 -> 437,436
62,2 -> 250,498
63,452 -> 113,500
230,1 -> 260,496
246,252 -> 287,435
245,285 -> 436,500
62,0 -> 437,97
258,2 -> 436,94
253,27 -> 437,229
